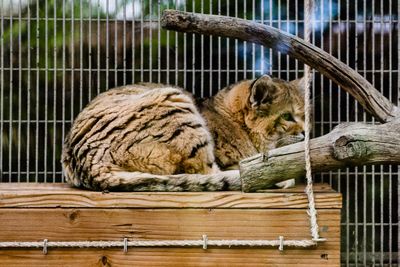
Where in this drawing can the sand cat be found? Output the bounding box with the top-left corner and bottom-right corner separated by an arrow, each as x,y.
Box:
62,75 -> 305,191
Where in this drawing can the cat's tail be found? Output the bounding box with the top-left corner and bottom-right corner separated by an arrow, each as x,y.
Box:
89,170 -> 242,192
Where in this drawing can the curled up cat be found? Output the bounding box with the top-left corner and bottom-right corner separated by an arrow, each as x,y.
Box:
61,75 -> 305,191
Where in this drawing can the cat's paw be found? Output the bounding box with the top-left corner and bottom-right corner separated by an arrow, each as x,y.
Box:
275,178 -> 295,189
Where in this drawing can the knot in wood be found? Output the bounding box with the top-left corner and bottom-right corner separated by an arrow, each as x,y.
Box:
333,136 -> 369,162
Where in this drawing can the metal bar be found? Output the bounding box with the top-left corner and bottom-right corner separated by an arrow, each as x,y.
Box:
0,0 -> 4,182
175,0 -> 178,85
191,0 -> 195,94
53,0 -> 58,182
61,0 -> 66,182
380,2 -> 385,265
106,0 -> 109,89
183,0 -> 187,89
17,0 -> 22,182
209,0 -> 213,93
122,0 -> 126,85
388,1 -> 393,265
200,0 -> 203,97
8,0 -> 13,183
26,0 -> 31,182
88,0 -> 93,99
158,0 -> 161,84
140,0 -> 143,81
131,0 -> 135,83
97,0 -> 101,94
114,0 -> 118,86
371,0 -> 376,264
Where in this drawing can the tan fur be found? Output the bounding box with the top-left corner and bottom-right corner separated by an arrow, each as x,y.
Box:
62,75 -> 305,191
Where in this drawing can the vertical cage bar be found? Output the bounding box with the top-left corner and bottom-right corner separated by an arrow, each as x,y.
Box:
371,0 -> 376,264
397,0 -> 400,256
388,1 -> 393,265
209,0 -> 213,94
0,0 -> 3,181
61,0 -> 66,182
354,0 -> 359,264
97,0 -> 101,94
217,0 -> 221,88
362,0 -> 367,264
200,0 -> 204,97
44,0 -> 49,182
139,0 -> 143,82
183,0 -> 187,89
26,0 -> 31,182
79,0 -> 83,110
252,0 -> 255,78
106,0 -> 110,90
122,0 -> 126,85
158,0 -> 162,84
53,0 -> 57,182
226,0 -> 229,86
175,0 -> 178,86
131,0 -> 135,84
88,0 -> 93,99
17,0 -> 22,182
34,0 -> 39,183
8,0 -> 13,182
191,0 -> 195,94
243,0 -> 247,79
114,0 -> 118,86
149,0 -> 153,83
166,0 -> 170,85
379,2 -> 384,265
234,0 -> 238,82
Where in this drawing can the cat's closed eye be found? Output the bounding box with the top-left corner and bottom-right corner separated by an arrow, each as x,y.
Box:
281,113 -> 295,122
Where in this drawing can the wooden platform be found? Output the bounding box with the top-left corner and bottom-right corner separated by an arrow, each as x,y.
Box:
0,183 -> 341,266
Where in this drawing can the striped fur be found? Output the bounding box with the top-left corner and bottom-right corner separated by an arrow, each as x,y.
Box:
62,75 -> 304,191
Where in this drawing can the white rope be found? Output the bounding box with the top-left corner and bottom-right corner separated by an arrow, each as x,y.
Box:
0,237 -> 318,254
303,0 -> 325,242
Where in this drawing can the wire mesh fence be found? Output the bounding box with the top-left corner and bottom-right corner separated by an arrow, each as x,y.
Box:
0,0 -> 398,265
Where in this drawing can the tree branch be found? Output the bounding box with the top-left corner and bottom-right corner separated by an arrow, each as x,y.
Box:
161,10 -> 399,123
239,119 -> 400,192
161,10 -> 400,192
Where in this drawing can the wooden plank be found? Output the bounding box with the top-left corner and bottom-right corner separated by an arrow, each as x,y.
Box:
0,248 -> 339,266
0,209 -> 340,241
0,209 -> 340,266
0,183 -> 342,209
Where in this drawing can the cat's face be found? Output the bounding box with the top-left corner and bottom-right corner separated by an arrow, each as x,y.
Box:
246,75 -> 306,150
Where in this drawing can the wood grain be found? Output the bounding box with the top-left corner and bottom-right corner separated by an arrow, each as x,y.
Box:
0,209 -> 340,266
0,183 -> 342,209
240,120 -> 400,191
0,248 -> 339,267
0,183 -> 341,266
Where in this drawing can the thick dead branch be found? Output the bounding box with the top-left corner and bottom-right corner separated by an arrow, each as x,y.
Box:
161,10 -> 399,123
239,119 -> 400,192
161,10 -> 400,191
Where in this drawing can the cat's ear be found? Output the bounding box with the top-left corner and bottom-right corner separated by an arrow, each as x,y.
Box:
289,77 -> 306,95
249,75 -> 276,108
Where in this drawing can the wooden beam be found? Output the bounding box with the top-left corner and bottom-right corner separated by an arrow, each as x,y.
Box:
0,183 -> 341,209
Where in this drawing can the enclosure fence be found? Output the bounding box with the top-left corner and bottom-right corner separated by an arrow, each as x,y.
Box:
0,0 -> 398,265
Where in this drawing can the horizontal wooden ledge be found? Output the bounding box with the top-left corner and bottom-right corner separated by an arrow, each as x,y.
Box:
0,183 -> 341,209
